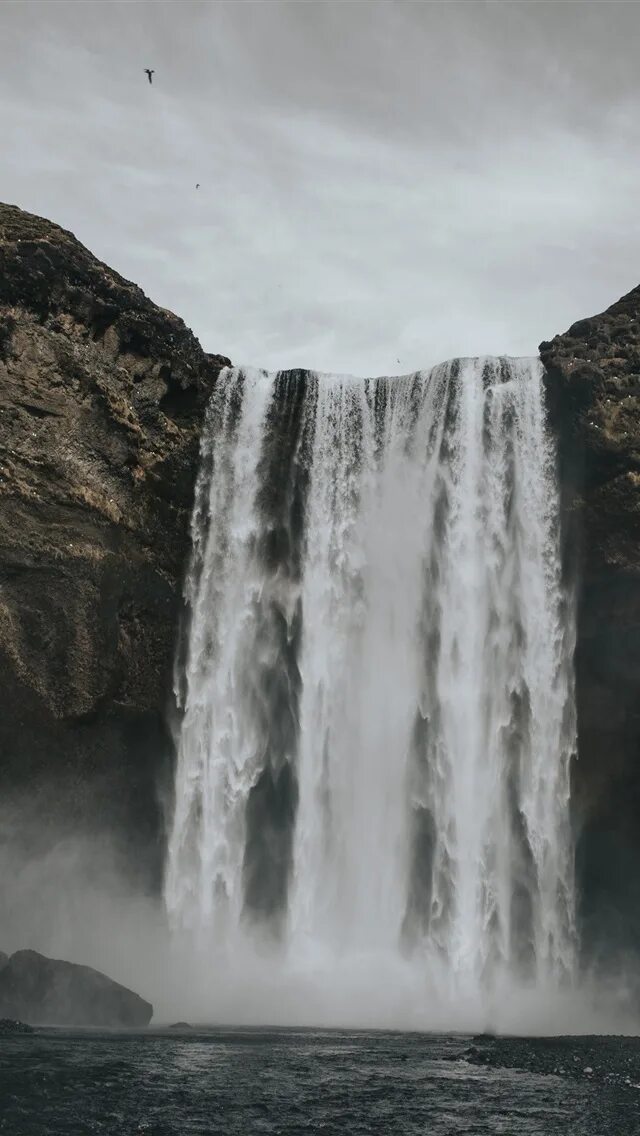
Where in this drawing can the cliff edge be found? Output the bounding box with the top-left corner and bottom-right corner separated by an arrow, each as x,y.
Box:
2,201 -> 640,955
541,285 -> 640,956
0,203 -> 229,880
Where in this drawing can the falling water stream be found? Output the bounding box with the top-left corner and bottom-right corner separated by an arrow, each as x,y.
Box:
165,359 -> 576,1024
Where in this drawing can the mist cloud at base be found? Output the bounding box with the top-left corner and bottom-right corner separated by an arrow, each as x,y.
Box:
1,817 -> 638,1037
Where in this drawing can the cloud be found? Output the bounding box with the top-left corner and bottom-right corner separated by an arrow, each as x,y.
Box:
2,0 -> 639,374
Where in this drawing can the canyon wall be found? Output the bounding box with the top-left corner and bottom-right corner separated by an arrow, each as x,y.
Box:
0,203 -> 229,885
541,287 -> 640,959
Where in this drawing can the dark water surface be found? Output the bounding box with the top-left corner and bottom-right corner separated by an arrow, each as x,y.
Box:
1,1028 -> 639,1135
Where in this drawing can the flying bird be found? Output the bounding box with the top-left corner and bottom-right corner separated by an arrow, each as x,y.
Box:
145,69 -> 155,85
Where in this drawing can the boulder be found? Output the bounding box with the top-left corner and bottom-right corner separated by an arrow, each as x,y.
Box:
0,949 -> 152,1027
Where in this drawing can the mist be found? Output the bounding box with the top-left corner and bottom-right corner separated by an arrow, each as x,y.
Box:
0,813 -> 638,1037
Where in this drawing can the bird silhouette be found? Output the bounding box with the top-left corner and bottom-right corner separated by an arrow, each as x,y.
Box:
145,69 -> 155,85
196,183 -> 200,189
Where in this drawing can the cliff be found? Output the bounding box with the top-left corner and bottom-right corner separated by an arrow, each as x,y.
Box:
0,203 -> 229,883
540,286 -> 640,957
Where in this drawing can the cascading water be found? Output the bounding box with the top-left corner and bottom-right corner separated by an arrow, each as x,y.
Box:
165,358 -> 576,1022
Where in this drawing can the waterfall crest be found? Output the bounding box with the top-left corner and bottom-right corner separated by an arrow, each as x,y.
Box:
165,358 -> 576,1007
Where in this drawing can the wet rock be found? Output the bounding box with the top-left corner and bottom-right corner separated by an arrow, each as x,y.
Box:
541,283 -> 640,961
0,203 -> 230,885
0,1017 -> 34,1034
0,949 -> 152,1027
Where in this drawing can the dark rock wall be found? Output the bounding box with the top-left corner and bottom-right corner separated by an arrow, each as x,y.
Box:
0,204 -> 229,886
540,285 -> 640,960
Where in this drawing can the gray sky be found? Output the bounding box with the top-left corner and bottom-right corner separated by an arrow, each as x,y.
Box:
2,0 -> 640,375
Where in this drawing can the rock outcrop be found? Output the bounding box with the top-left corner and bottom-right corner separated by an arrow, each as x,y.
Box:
0,1018 -> 34,1034
0,950 -> 152,1027
0,203 -> 229,883
540,284 -> 640,958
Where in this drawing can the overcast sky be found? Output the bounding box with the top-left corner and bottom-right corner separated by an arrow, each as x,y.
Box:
2,1 -> 640,375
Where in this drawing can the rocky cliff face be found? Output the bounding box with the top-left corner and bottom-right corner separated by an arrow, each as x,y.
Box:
0,204 -> 229,884
540,286 -> 640,959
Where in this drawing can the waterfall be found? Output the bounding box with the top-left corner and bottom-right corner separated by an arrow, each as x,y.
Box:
165,358 -> 576,1009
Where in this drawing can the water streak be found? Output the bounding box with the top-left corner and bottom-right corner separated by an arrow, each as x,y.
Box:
165,358 -> 576,1010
